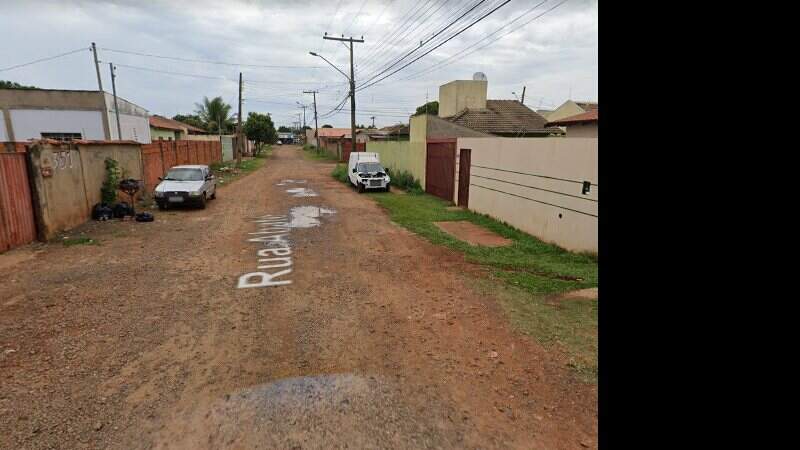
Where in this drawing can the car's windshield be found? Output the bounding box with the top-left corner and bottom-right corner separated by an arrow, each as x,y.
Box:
357,162 -> 384,173
164,168 -> 204,181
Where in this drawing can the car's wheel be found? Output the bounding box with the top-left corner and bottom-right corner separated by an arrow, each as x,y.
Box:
358,183 -> 365,193
385,184 -> 391,193
199,193 -> 207,209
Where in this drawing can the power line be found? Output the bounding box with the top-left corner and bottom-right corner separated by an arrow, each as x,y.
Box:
358,0 -> 488,86
399,0 -> 568,82
107,62 -> 236,82
0,47 -> 88,72
359,0 -> 433,63
100,47 -> 321,69
356,0 -> 513,92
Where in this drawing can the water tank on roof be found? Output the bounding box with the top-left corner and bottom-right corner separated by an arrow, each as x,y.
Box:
473,72 -> 487,81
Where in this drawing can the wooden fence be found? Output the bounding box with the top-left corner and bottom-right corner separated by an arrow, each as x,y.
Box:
141,140 -> 222,192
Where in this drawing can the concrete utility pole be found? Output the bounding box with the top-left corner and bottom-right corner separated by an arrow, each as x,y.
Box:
91,42 -> 103,92
297,102 -> 307,129
521,86 -> 526,105
109,63 -> 122,140
237,72 -> 243,166
319,34 -> 364,155
370,116 -> 375,128
303,90 -> 320,151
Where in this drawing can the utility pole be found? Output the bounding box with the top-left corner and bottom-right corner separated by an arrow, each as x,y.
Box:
109,63 -> 122,140
521,86 -> 526,105
303,90 -> 320,151
370,116 -> 375,128
322,34 -> 364,155
91,42 -> 103,92
237,72 -> 243,166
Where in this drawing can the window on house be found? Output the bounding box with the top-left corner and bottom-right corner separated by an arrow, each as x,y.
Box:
41,132 -> 82,142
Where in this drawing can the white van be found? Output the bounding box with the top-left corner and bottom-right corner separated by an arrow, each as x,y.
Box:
348,152 -> 391,193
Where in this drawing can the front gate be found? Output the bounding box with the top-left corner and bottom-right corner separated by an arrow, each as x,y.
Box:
0,152 -> 37,252
457,148 -> 471,207
425,139 -> 456,202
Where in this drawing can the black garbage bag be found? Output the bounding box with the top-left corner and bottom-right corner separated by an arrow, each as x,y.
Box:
113,202 -> 134,218
135,212 -> 154,222
92,203 -> 113,221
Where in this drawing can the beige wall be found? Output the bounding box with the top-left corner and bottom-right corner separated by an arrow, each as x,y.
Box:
438,80 -> 488,118
185,134 -> 220,141
565,122 -> 598,138
27,142 -> 143,239
458,137 -> 598,253
366,140 -> 426,188
546,100 -> 587,122
410,114 -> 427,143
151,128 -> 181,140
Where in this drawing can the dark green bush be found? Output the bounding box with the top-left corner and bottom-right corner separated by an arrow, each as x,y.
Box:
331,164 -> 349,183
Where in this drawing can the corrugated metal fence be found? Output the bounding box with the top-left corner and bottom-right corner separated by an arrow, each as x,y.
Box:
141,140 -> 222,192
0,152 -> 36,252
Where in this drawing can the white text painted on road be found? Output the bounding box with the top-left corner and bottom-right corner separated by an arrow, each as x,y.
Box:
237,214 -> 293,289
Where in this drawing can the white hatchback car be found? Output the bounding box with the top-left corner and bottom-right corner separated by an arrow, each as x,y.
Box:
154,165 -> 217,209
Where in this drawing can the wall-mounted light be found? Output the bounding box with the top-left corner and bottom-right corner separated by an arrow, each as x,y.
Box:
582,181 -> 591,195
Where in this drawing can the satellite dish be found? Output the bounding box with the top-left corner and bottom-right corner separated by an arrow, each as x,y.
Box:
473,72 -> 487,81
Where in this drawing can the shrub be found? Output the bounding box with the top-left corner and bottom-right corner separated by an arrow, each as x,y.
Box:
101,158 -> 120,204
331,164 -> 349,183
389,169 -> 423,194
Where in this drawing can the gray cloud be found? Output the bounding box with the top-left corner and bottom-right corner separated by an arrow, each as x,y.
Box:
1,0 -> 597,127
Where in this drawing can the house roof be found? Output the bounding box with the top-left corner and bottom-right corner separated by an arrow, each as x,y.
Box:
316,127 -> 367,139
574,101 -> 598,111
546,109 -> 598,126
149,115 -> 207,133
445,100 -> 564,136
368,124 -> 409,138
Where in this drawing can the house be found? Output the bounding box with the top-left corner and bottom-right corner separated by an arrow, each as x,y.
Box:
536,109 -> 554,119
436,78 -> 564,137
366,124 -> 410,141
0,88 -> 151,143
546,109 -> 598,138
545,100 -> 598,123
149,115 -> 208,140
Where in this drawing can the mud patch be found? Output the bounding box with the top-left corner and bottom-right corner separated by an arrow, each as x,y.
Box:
286,187 -> 318,197
434,221 -> 512,247
556,287 -> 598,300
288,206 -> 336,228
156,374 -> 461,449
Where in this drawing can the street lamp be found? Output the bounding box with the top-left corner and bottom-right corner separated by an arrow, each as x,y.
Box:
310,51 -> 356,157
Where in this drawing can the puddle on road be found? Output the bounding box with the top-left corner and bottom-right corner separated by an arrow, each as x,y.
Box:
288,206 -> 336,228
276,179 -> 307,186
286,187 -> 318,197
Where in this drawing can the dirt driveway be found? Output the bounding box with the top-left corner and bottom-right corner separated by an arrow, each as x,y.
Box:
0,145 -> 596,449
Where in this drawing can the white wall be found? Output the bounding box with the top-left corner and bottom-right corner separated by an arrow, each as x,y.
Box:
458,137 -> 598,253
0,110 -> 7,141
107,113 -> 151,143
9,109 -> 106,141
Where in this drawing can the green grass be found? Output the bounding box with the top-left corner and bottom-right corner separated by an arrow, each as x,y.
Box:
62,236 -> 98,246
331,163 -> 349,183
211,156 -> 267,186
346,184 -> 598,381
303,144 -> 339,161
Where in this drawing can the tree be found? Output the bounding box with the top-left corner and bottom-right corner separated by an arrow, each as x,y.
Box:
1,80 -> 38,89
413,101 -> 439,116
194,96 -> 233,133
243,112 -> 277,156
278,126 -> 292,132
321,124 -> 333,128
172,114 -> 206,130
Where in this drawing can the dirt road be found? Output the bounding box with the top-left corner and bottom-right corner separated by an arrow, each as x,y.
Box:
0,146 -> 597,449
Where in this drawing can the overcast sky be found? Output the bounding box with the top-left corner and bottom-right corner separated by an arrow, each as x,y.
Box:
0,0 -> 597,129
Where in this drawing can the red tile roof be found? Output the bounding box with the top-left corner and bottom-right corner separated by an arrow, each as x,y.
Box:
149,115 -> 207,133
546,109 -> 598,126
316,128 -> 366,138
445,100 -> 564,136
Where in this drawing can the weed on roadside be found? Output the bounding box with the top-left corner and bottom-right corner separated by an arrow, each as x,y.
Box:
331,163 -> 349,183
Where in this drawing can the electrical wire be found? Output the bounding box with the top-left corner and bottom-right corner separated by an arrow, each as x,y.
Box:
100,48 -> 320,69
0,47 -> 88,72
356,0 -> 512,92
399,0 -> 568,82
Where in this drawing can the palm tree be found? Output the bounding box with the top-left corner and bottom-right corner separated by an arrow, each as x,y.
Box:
195,96 -> 233,133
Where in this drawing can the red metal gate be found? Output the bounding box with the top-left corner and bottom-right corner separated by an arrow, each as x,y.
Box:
1,152 -> 37,252
342,141 -> 365,163
425,139 -> 456,202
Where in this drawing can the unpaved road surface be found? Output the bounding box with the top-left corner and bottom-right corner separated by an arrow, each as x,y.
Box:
1,146 -> 597,449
